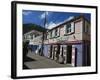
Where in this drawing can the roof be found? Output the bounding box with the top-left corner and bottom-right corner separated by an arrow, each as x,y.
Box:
48,15 -> 90,31
24,29 -> 42,35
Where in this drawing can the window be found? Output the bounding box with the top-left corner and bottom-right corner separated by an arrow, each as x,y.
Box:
86,25 -> 89,32
64,22 -> 74,35
47,32 -> 49,39
47,32 -> 51,39
84,21 -> 90,34
85,25 -> 89,33
48,31 -> 52,39
55,29 -> 58,36
30,34 -> 33,39
50,31 -> 52,38
28,35 -> 31,39
66,23 -> 71,33
54,28 -> 60,37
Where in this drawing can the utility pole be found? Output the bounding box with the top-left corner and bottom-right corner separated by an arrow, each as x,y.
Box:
41,11 -> 47,56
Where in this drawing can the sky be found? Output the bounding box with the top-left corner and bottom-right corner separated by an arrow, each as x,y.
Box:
23,10 -> 90,29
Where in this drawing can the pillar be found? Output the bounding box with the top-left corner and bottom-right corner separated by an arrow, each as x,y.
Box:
63,45 -> 67,64
71,47 -> 76,67
51,45 -> 54,59
48,45 -> 51,58
58,45 -> 64,63
54,45 -> 57,61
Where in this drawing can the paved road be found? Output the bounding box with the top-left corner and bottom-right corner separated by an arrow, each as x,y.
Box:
24,51 -> 72,69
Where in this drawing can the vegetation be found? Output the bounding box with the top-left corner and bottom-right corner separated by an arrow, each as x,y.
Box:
23,23 -> 47,34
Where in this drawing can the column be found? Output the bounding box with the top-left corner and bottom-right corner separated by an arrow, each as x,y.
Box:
58,45 -> 64,63
54,45 -> 57,61
63,45 -> 67,64
48,45 -> 51,58
71,47 -> 76,67
51,45 -> 54,59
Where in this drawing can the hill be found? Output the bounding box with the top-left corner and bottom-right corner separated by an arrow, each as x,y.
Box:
23,23 -> 47,34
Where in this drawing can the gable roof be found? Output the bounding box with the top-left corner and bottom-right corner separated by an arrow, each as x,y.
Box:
48,15 -> 90,31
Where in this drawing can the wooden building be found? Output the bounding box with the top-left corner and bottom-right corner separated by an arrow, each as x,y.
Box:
43,16 -> 91,66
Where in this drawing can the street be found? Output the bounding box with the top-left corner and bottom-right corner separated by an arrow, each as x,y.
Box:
24,51 -> 72,69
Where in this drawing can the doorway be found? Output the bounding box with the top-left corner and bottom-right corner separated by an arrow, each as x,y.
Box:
67,45 -> 72,63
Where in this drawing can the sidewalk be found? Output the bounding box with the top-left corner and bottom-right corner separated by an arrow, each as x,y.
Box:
24,51 -> 72,69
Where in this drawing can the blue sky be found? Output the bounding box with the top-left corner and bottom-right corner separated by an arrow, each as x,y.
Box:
23,10 -> 90,29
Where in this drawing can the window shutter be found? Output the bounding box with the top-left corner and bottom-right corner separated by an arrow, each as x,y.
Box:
64,25 -> 66,35
57,28 -> 60,36
52,30 -> 55,37
46,31 -> 49,39
71,22 -> 74,33
28,35 -> 31,39
48,32 -> 50,39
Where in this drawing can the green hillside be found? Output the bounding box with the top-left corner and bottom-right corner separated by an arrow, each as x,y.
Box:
23,23 -> 47,34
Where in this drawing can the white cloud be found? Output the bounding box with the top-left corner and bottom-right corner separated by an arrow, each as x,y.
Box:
40,12 -> 50,19
23,11 -> 32,16
40,13 -> 45,19
66,16 -> 74,21
47,21 -> 58,29
47,16 -> 74,29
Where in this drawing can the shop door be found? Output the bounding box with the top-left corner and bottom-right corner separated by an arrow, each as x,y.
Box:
67,45 -> 72,63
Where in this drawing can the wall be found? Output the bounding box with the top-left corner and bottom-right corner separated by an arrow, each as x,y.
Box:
74,19 -> 83,40
83,20 -> 91,41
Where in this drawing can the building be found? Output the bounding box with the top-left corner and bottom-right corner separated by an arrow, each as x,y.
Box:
24,15 -> 91,67
23,24 -> 47,56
